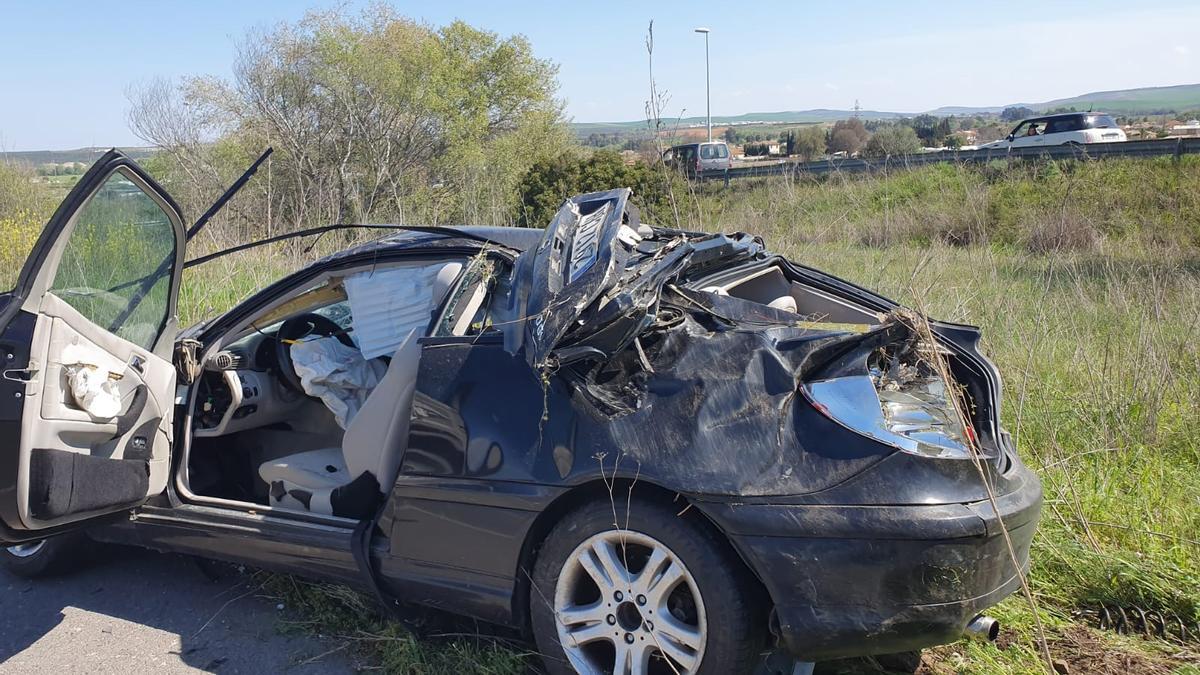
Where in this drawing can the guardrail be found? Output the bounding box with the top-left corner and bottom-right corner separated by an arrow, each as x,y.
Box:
702,137 -> 1200,181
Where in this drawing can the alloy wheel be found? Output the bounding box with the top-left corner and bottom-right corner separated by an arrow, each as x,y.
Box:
553,529 -> 707,675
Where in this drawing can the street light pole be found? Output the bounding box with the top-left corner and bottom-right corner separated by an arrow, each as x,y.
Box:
695,27 -> 711,142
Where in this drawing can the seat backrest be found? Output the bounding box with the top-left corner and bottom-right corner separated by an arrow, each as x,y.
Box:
341,329 -> 421,492
432,262 -> 463,306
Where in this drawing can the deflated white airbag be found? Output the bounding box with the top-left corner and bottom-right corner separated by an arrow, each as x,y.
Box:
61,343 -> 123,420
344,266 -> 441,359
290,336 -> 386,429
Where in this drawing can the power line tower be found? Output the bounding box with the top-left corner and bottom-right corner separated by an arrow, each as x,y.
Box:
853,99 -> 862,118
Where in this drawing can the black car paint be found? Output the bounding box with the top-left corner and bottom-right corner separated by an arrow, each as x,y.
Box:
0,304 -> 39,542
4,177 -> 1042,663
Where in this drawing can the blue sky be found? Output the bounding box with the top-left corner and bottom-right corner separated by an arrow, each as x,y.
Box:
1,0 -> 1197,150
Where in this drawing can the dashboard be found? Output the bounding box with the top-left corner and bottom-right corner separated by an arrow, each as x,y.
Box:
193,330 -> 306,437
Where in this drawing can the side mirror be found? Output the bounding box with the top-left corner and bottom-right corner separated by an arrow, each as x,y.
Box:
1006,134 -> 1015,142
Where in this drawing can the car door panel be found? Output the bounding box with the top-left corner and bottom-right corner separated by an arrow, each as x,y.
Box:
18,294 -> 174,528
0,150 -> 185,544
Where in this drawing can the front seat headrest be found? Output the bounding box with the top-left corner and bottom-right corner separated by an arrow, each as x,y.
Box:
432,262 -> 464,306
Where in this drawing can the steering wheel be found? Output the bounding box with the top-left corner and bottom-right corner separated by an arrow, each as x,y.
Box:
274,313 -> 356,393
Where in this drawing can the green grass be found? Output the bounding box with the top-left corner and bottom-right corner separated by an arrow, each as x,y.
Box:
246,237 -> 1199,673
5,154 -> 1200,672
183,159 -> 1200,673
783,243 -> 1200,673
673,161 -> 1199,672
685,157 -> 1200,252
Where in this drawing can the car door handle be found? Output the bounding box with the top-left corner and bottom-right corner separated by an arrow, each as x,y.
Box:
3,359 -> 40,384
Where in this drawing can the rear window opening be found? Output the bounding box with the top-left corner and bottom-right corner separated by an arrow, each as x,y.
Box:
700,264 -> 878,324
1085,115 -> 1118,129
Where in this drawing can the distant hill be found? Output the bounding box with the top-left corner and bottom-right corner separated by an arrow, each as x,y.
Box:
573,109 -> 905,137
926,84 -> 1200,116
1029,83 -> 1200,114
575,83 -> 1200,137
0,146 -> 156,168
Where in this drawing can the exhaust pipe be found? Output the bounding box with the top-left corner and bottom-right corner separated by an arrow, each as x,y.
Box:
965,614 -> 1000,642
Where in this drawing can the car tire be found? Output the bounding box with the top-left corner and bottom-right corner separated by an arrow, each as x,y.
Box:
0,533 -> 87,578
530,497 -> 766,674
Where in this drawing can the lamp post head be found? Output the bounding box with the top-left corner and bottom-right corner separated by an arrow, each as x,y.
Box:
694,27 -> 710,34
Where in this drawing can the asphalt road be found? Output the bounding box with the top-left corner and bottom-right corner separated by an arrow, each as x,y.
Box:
0,545 -> 358,674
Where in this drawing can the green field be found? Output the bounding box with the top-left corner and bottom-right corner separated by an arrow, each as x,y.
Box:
572,109 -> 903,137
3,156 -> 1199,673
212,159 -> 1200,674
1033,83 -> 1200,114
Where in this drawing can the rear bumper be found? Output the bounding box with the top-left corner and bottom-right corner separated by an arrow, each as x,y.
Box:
694,467 -> 1042,661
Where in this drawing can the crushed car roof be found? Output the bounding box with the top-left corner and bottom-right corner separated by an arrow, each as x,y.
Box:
186,225 -> 546,271
348,225 -> 544,254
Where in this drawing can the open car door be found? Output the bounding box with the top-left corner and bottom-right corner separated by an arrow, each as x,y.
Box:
0,150 -> 185,544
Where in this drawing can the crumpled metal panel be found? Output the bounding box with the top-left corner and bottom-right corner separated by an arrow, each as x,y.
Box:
565,293 -> 895,496
510,188 -> 636,368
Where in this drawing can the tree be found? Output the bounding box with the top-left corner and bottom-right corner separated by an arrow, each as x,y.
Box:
826,118 -> 869,155
128,6 -> 567,233
863,125 -> 922,158
974,123 -> 1007,143
1001,106 -> 1035,122
780,130 -> 795,155
792,125 -> 826,161
744,142 -> 770,157
936,117 -> 953,141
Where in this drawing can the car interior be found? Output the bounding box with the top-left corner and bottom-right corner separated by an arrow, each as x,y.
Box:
699,263 -> 878,324
181,256 -> 493,520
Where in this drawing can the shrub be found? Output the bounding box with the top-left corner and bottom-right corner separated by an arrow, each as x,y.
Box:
515,149 -> 688,228
827,118 -> 869,155
0,163 -> 53,291
1024,211 -> 1102,253
743,142 -> 770,157
862,125 -> 923,158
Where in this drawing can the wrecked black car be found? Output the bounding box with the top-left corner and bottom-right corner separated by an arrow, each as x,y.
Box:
1,150 -> 1040,674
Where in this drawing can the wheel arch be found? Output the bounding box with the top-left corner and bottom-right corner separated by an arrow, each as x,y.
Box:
510,477 -> 769,634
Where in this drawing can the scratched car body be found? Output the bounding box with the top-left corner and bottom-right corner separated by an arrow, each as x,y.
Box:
1,150 -> 1040,674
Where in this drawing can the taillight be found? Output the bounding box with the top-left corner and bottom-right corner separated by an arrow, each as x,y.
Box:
800,344 -> 991,460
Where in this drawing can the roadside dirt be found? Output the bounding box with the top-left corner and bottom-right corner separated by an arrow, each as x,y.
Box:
916,624 -> 1196,675
1039,626 -> 1190,675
